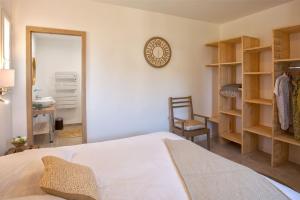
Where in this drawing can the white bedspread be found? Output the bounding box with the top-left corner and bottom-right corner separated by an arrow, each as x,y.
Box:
0,132 -> 299,200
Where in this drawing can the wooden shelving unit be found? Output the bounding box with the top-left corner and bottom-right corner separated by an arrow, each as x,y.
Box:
205,25 -> 300,173
205,40 -> 220,124
205,36 -> 265,146
243,36 -> 273,161
272,25 -> 300,167
218,36 -> 244,145
242,35 -> 274,157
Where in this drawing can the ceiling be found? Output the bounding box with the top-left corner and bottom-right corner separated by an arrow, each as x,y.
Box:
94,0 -> 292,23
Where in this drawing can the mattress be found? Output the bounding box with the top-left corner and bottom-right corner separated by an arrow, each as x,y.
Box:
0,132 -> 299,200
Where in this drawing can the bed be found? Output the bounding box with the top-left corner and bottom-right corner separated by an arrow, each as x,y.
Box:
0,132 -> 299,200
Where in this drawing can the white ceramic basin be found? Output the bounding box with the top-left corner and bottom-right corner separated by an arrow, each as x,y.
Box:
33,97 -> 56,108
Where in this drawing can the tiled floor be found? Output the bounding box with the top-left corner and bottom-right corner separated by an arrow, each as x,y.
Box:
198,137 -> 300,192
34,124 -> 83,148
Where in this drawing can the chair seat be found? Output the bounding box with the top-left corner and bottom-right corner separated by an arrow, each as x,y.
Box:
175,120 -> 205,131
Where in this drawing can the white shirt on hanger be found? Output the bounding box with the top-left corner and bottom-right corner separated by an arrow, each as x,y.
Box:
274,73 -> 290,130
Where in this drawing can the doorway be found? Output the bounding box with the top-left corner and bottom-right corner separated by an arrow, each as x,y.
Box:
26,26 -> 87,146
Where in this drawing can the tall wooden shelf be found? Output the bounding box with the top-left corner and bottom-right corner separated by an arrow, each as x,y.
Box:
272,25 -> 300,167
242,35 -> 274,162
206,40 -> 220,124
205,26 -> 300,169
205,36 -> 250,146
218,37 -> 243,145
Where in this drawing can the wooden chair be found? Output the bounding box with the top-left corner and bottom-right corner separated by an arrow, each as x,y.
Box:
168,96 -> 210,150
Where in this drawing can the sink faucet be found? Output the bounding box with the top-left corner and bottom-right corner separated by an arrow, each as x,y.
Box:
33,88 -> 42,99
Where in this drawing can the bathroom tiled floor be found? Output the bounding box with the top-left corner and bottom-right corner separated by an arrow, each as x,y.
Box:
34,124 -> 83,148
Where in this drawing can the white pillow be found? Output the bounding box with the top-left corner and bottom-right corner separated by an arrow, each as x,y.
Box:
0,148 -> 75,199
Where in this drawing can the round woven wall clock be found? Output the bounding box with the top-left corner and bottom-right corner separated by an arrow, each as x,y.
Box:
144,37 -> 171,68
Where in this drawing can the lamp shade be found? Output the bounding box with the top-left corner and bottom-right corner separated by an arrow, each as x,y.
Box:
0,69 -> 15,87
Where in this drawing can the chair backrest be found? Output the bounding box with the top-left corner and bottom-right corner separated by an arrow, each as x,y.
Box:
168,96 -> 194,127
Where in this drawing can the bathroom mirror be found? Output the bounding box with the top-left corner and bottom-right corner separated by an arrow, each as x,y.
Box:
26,27 -> 86,147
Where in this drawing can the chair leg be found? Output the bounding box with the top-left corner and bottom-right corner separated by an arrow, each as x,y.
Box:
191,136 -> 194,142
207,130 -> 211,150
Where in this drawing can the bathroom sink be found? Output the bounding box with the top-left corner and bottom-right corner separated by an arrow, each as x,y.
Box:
33,97 -> 56,109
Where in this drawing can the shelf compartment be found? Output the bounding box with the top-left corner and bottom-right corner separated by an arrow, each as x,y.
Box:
244,98 -> 273,106
219,112 -> 242,145
219,37 -> 242,64
244,42 -> 272,73
220,109 -> 242,117
244,72 -> 272,75
273,25 -> 300,61
272,137 -> 300,168
206,63 -> 219,67
221,132 -> 242,144
244,125 -> 272,138
244,46 -> 272,53
274,134 -> 300,147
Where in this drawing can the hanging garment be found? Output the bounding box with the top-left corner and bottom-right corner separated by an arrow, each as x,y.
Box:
292,78 -> 300,140
274,73 -> 290,130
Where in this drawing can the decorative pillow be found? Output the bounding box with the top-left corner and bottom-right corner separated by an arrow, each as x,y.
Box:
7,194 -> 65,200
0,149 -> 75,199
40,156 -> 98,200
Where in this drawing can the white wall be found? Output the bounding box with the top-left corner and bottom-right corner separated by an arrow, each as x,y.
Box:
220,0 -> 300,164
10,0 -> 219,142
33,34 -> 82,125
0,0 -> 13,155
0,97 -> 12,154
220,0 -> 300,45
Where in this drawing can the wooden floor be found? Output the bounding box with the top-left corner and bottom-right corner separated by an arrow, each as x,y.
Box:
197,137 -> 300,192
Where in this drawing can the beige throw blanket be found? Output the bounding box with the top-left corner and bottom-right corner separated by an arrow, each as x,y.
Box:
165,139 -> 290,200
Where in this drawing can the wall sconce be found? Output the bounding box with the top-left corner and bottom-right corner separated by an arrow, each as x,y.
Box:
0,69 -> 15,104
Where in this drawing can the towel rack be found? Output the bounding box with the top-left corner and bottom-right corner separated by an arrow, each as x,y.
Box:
55,72 -> 79,109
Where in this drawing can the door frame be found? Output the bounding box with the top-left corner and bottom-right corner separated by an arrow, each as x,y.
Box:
26,26 -> 87,145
